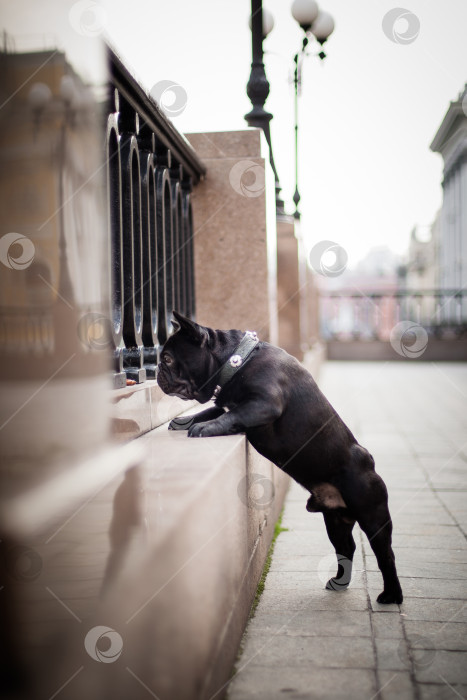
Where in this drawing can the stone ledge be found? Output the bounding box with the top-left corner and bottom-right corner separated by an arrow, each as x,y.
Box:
92,420 -> 290,700
3,410 -> 289,700
111,379 -> 196,441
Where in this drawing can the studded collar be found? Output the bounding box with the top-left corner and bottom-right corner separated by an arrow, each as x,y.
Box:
213,331 -> 259,398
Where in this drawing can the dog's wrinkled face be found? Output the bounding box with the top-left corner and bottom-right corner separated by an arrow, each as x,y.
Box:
157,312 -> 217,404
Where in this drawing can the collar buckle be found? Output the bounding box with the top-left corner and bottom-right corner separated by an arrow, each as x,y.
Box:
213,331 -> 260,398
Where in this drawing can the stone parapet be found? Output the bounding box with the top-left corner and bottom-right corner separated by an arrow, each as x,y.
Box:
185,130 -> 277,341
1,407 -> 289,700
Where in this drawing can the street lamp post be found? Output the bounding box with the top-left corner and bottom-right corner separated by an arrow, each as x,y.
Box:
291,0 -> 335,219
245,0 -> 285,215
245,0 -> 334,219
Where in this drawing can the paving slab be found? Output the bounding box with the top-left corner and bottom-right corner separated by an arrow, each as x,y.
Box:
227,362 -> 467,700
229,666 -> 378,700
239,634 -> 375,670
418,683 -> 467,700
377,671 -> 416,700
403,620 -> 467,651
245,609 -> 372,638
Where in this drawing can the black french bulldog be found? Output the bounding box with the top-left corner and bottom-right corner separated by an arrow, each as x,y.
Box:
157,312 -> 403,605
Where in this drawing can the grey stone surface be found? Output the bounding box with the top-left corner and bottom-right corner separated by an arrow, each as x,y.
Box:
227,362 -> 467,700
243,610 -> 371,637
418,683 -> 467,700
367,572 -> 467,599
240,634 -> 375,669
377,671 -> 416,700
395,598 -> 467,622
404,620 -> 467,650
371,612 -> 405,639
413,650 -> 467,684
375,637 -> 410,671
228,666 -> 377,700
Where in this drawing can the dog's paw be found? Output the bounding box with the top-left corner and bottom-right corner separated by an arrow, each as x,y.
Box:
376,589 -> 403,605
325,577 -> 350,591
188,422 -> 205,437
188,421 -> 218,438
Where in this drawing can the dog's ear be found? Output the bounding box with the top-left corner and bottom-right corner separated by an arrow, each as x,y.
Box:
172,311 -> 208,346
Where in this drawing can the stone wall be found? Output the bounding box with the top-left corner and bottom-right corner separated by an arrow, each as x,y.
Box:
186,130 -> 277,341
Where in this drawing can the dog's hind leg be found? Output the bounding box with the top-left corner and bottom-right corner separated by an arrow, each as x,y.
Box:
357,482 -> 403,603
357,495 -> 403,604
322,511 -> 356,591
340,445 -> 403,604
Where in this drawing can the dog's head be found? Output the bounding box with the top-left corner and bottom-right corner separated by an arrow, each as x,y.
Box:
157,312 -> 220,403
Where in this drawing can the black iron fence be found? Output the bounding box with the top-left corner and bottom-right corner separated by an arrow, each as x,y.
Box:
108,49 -> 205,387
319,289 -> 467,341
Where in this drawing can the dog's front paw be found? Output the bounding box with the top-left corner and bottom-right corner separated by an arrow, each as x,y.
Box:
376,589 -> 403,605
188,421 -> 218,438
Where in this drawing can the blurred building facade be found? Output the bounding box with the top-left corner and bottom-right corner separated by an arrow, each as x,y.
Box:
430,84 -> 467,295
404,218 -> 440,292
430,84 -> 467,325
318,85 -> 467,360
318,246 -> 401,341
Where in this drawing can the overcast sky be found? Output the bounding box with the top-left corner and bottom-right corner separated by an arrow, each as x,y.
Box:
102,0 -> 467,267
3,0 -> 467,267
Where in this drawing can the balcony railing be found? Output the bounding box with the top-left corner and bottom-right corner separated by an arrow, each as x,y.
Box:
319,289 -> 467,341
108,48 -> 206,387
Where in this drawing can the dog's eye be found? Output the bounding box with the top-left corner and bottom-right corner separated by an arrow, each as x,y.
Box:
163,354 -> 173,365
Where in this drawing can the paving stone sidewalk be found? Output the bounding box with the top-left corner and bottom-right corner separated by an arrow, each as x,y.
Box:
228,362 -> 467,700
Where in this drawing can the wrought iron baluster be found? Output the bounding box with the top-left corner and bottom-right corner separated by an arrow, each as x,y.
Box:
353,296 -> 360,339
181,183 -> 194,318
139,128 -> 159,377
119,130 -> 146,383
178,188 -> 188,317
106,110 -> 126,389
107,48 -> 205,385
170,163 -> 183,314
456,292 -> 462,331
184,190 -> 195,319
155,166 -> 173,345
372,295 -> 382,339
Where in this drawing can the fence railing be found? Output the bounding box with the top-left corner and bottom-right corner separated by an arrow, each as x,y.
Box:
319,289 -> 467,341
108,48 -> 206,387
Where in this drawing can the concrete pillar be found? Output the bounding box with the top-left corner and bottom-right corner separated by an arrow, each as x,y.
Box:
276,218 -> 320,360
276,218 -> 302,358
185,130 -> 276,341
